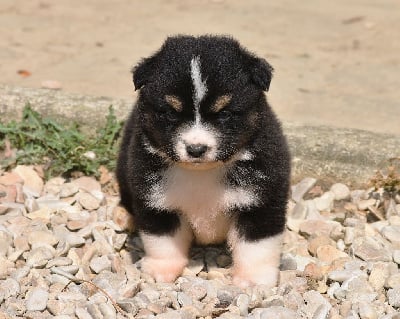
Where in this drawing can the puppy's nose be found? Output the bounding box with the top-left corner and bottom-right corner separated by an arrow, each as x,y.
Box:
186,144 -> 208,158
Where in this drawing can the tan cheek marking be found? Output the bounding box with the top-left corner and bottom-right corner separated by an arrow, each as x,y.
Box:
165,95 -> 183,112
213,94 -> 232,112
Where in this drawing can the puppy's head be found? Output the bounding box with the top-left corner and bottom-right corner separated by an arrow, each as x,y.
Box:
133,35 -> 273,169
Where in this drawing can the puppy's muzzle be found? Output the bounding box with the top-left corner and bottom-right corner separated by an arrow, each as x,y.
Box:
186,143 -> 209,158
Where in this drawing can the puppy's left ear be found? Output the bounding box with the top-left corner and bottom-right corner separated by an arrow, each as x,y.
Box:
248,57 -> 274,91
132,55 -> 158,90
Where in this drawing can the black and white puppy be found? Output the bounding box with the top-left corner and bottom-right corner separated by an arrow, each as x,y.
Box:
116,35 -> 290,288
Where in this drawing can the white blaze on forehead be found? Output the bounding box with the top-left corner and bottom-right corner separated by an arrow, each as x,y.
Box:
190,56 -> 207,109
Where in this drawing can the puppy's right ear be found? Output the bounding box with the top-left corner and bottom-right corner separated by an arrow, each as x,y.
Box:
132,55 -> 158,90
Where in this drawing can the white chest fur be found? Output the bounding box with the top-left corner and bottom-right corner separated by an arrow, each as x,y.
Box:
147,165 -> 258,244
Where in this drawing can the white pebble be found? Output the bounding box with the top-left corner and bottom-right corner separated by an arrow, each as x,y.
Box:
26,287 -> 49,311
330,183 -> 350,200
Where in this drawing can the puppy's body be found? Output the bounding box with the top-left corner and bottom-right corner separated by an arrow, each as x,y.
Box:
117,35 -> 290,287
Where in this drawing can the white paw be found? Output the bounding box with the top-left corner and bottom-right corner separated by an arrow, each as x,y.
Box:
141,257 -> 188,283
232,265 -> 279,288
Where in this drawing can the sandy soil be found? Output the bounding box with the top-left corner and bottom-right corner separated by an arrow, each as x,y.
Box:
0,0 -> 399,134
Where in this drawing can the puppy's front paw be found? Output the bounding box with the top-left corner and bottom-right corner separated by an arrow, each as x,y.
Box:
232,265 -> 279,288
141,257 -> 188,283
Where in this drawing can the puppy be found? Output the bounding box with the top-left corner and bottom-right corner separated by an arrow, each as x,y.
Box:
116,35 -> 290,288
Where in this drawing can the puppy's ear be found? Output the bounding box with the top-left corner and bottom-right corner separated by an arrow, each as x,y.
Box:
248,56 -> 274,91
132,55 -> 158,90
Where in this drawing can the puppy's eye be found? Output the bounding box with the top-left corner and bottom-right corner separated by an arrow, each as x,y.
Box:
165,95 -> 183,112
218,110 -> 232,121
212,94 -> 232,112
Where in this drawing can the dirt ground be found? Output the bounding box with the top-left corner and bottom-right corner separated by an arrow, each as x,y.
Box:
0,0 -> 399,135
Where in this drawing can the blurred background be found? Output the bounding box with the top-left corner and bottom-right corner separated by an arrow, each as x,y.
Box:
1,0 -> 399,134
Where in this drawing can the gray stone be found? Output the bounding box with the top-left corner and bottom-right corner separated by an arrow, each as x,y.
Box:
369,262 -> 390,291
177,292 -> 193,307
98,303 -> 116,319
381,225 -> 400,244
11,265 -> 30,281
256,306 -> 297,319
358,301 -> 378,319
65,233 -> 86,247
87,304 -> 103,319
52,265 -> 80,275
26,287 -> 49,311
90,255 -> 111,273
352,236 -> 392,262
180,282 -> 207,301
291,178 -> 317,203
47,299 -> 75,316
328,269 -> 366,283
301,290 -> 332,319
235,294 -> 250,316
217,287 -> 241,306
330,183 -> 351,200
28,229 -> 59,247
386,198 -> 399,219
393,250 -> 400,264
387,273 -> 400,289
140,288 -> 161,302
313,191 -> 335,212
26,246 -> 55,267
113,233 -> 128,251
289,201 -> 308,219
75,307 -> 93,319
0,230 -> 12,256
78,192 -> 101,210
280,254 -> 297,271
0,278 -> 20,298
46,257 -> 73,268
59,183 -> 79,198
387,289 -> 400,308
117,298 -> 138,314
358,198 -> 377,211
156,310 -> 183,319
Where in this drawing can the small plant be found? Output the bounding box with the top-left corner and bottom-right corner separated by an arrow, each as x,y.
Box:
0,104 -> 123,179
369,157 -> 400,195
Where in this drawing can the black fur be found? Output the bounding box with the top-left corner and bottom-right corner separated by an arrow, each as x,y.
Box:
117,35 -> 290,241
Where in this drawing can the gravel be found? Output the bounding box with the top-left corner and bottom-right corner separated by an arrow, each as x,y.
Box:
1,166 -> 400,318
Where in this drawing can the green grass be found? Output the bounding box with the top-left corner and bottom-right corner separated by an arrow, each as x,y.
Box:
0,104 -> 123,179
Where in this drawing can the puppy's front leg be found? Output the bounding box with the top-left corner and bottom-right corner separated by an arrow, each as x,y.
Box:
229,206 -> 285,288
139,211 -> 192,283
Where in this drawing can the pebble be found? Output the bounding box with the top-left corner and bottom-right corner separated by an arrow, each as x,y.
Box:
291,177 -> 317,203
2,171 -> 400,318
13,165 -> 44,197
77,192 -> 101,211
59,183 -> 79,198
252,306 -> 297,319
330,183 -> 350,200
90,255 -> 112,274
0,278 -> 20,299
28,230 -> 59,247
358,198 -> 377,211
352,236 -> 392,262
387,289 -> 400,308
316,244 -> 348,264
381,226 -> 400,244
313,191 -> 335,212
393,250 -> 400,264
301,290 -> 332,319
25,287 -> 49,311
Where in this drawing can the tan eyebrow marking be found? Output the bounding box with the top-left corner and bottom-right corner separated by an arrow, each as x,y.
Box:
212,94 -> 232,112
165,95 -> 183,112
